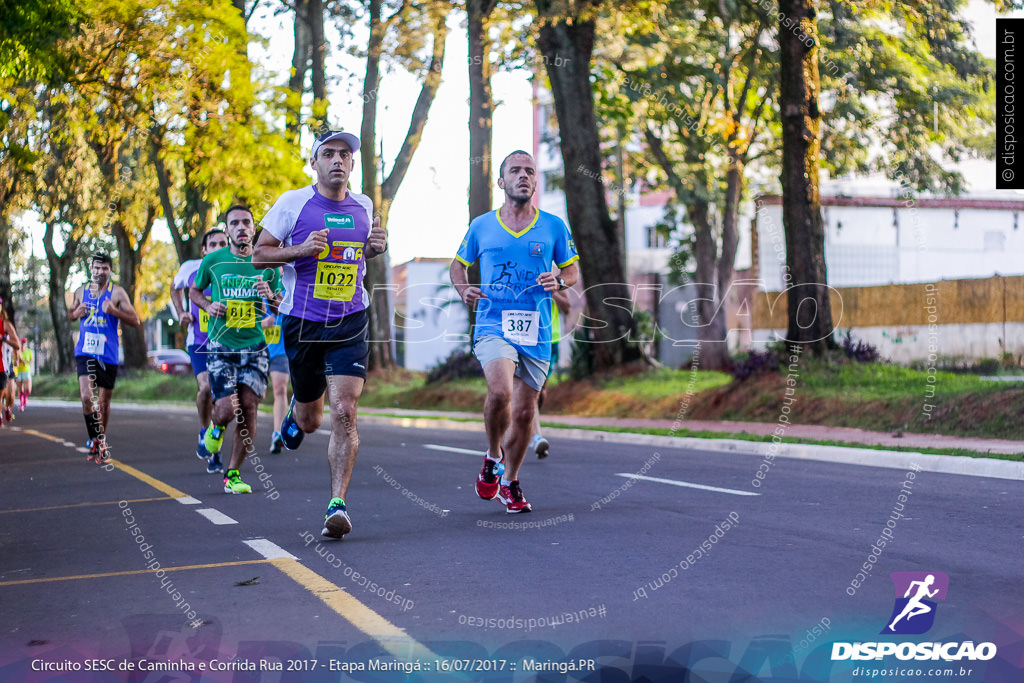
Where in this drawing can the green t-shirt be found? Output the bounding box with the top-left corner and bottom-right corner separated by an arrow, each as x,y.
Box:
193,248 -> 283,350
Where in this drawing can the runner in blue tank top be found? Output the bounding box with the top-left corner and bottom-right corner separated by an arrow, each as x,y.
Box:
68,252 -> 141,463
450,150 -> 580,513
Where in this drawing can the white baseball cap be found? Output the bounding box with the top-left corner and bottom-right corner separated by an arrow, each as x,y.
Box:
311,130 -> 360,159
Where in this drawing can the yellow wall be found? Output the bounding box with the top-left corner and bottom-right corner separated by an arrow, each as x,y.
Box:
751,276 -> 1024,329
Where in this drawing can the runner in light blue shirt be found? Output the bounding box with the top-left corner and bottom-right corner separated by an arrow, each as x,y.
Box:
450,150 -> 580,514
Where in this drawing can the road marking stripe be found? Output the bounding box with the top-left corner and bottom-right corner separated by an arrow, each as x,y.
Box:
424,444 -> 481,456
0,497 -> 171,515
176,496 -> 202,505
21,429 -> 65,444
17,428 -> 192,500
269,558 -> 435,661
614,473 -> 760,496
195,508 -> 238,525
244,538 -> 297,560
0,560 -> 274,587
110,460 -> 189,499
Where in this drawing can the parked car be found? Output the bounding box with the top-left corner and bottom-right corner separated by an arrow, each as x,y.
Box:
147,349 -> 192,375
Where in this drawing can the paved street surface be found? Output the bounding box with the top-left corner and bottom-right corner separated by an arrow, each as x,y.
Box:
1,403 -> 1022,682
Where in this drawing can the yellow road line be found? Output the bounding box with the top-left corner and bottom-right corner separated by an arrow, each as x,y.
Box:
111,460 -> 188,499
21,429 -> 65,444
270,558 -> 435,661
0,497 -> 172,515
18,428 -> 189,499
0,560 -> 274,587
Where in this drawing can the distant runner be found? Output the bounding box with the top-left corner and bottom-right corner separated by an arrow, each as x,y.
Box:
190,206 -> 282,494
16,337 -> 33,411
261,310 -> 289,454
527,285 -> 570,458
450,150 -> 579,513
253,129 -> 387,538
68,252 -> 142,463
171,228 -> 229,470
0,305 -> 21,427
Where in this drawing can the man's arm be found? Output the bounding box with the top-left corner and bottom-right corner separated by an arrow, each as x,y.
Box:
449,259 -> 485,307
252,229 -> 327,269
189,286 -> 225,318
171,285 -> 193,328
67,286 -> 87,321
1,321 -> 21,351
105,287 -> 142,328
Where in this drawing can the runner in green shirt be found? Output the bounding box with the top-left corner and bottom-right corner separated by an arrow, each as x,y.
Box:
190,205 -> 283,494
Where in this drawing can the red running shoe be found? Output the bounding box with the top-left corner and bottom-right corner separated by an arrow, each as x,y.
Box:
475,452 -> 504,500
497,480 -> 532,513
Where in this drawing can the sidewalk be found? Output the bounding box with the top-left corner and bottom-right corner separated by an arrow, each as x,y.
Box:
360,407 -> 1024,456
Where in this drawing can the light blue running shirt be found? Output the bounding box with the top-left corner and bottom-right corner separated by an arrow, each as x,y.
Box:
455,208 -> 578,362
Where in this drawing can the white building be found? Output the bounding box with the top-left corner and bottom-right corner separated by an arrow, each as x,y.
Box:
393,258 -> 469,372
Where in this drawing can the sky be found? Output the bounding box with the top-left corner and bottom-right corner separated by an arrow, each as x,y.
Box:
17,2 -> 1021,267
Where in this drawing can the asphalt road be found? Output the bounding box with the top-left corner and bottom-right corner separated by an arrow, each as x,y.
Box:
1,402 -> 1022,683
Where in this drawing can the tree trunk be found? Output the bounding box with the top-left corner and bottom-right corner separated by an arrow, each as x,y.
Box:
308,0 -> 327,108
0,215 -> 12,321
779,0 -> 835,353
467,0 -> 495,222
111,210 -> 153,369
42,222 -> 78,372
360,2 -> 448,371
287,0 -> 312,141
534,2 -> 640,371
359,0 -> 390,370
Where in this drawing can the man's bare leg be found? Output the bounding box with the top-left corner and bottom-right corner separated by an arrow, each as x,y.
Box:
503,378 -> 539,482
482,359 -> 515,459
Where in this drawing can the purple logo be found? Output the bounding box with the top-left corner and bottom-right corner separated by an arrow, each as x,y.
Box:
881,571 -> 949,635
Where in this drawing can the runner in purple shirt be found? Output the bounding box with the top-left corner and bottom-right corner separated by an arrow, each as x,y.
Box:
253,129 -> 388,539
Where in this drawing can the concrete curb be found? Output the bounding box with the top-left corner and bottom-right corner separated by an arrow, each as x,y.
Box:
31,400 -> 1024,482
357,415 -> 1024,482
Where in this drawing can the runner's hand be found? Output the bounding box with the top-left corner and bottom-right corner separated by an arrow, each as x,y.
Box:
461,287 -> 486,306
537,271 -> 559,292
180,312 -> 194,328
304,229 -> 329,257
255,279 -> 274,300
101,299 -> 117,315
207,302 -> 227,318
261,315 -> 275,329
70,304 -> 88,319
367,216 -> 387,255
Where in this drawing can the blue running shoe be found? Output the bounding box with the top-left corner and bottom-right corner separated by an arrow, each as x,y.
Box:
206,452 -> 223,474
196,429 -> 211,459
281,398 -> 304,451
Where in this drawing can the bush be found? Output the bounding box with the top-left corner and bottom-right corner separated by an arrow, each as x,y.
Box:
425,348 -> 483,385
730,348 -> 780,381
974,357 -> 1000,375
840,331 -> 882,364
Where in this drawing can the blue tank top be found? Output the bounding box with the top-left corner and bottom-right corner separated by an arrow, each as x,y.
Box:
75,285 -> 120,365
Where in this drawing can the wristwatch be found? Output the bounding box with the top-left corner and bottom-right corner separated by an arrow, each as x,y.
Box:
556,277 -> 567,291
